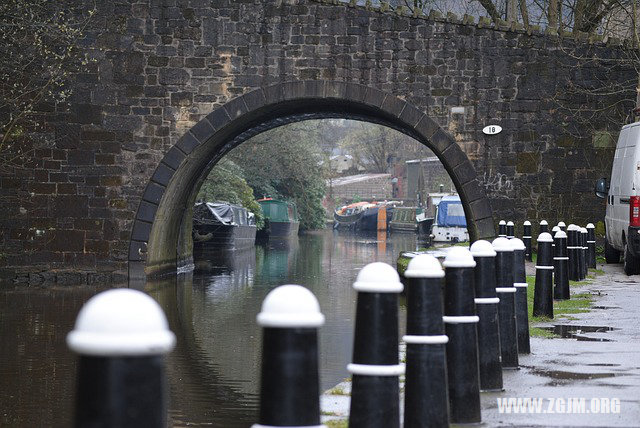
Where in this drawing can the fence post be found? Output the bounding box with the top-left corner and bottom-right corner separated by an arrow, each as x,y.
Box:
67,289 -> 176,428
493,237 -> 518,369
403,255 -> 450,428
523,221 -> 532,261
498,220 -> 507,237
254,285 -> 325,428
443,247 -> 482,424
533,232 -> 554,318
587,223 -> 596,268
506,221 -> 514,239
510,238 -> 530,354
470,240 -> 503,391
349,262 -> 404,428
553,230 -> 570,300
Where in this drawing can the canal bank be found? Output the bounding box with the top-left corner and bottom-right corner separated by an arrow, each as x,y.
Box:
320,261 -> 640,426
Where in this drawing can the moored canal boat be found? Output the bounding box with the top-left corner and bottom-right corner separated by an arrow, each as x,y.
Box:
192,201 -> 257,253
430,195 -> 469,243
257,198 -> 300,240
334,201 -> 395,231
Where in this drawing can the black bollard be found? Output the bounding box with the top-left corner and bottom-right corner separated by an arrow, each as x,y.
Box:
67,289 -> 176,428
557,221 -> 566,232
581,227 -> 588,279
254,285 -> 325,428
510,238 -> 530,355
539,220 -> 549,234
587,223 -> 596,268
523,220 -> 533,262
553,230 -> 570,300
403,255 -> 450,428
533,232 -> 554,318
349,262 -> 404,428
576,226 -> 585,281
442,247 -> 482,424
567,225 -> 579,281
506,221 -> 515,239
470,240 -> 503,391
493,237 -> 518,369
551,226 -> 559,267
498,220 -> 507,237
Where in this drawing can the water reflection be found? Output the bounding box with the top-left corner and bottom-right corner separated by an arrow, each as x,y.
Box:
0,229 -> 418,427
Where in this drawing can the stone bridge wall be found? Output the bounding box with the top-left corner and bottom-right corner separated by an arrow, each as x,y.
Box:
0,0 -> 635,283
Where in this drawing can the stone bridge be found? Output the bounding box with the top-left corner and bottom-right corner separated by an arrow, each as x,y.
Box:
0,0 -> 635,283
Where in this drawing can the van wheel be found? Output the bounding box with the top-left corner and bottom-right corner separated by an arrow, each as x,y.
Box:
604,238 -> 621,264
623,242 -> 640,275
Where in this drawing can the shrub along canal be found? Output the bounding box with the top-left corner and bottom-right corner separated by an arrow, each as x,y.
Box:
0,229 -> 420,427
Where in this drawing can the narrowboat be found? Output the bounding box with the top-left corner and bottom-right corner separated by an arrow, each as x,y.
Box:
257,198 -> 300,239
334,201 -> 395,231
192,201 -> 257,253
389,206 -> 434,234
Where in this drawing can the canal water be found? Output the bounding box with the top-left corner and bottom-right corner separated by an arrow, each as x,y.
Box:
0,229 -> 421,427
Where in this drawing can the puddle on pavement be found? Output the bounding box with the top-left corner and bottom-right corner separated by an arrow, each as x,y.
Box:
541,324 -> 619,342
531,369 -> 617,380
586,363 -> 621,367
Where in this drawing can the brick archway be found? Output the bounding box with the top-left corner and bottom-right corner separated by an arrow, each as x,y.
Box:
129,80 -> 495,278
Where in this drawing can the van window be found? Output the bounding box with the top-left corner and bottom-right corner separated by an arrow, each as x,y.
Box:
610,131 -> 628,196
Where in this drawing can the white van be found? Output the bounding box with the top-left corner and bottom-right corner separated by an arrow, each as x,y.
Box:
595,121 -> 640,275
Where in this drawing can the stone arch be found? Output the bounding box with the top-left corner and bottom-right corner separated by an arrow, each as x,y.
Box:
129,80 -> 495,278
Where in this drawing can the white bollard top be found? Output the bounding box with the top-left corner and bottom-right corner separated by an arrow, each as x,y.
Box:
567,224 -> 577,231
470,240 -> 496,257
509,237 -> 526,251
405,254 -> 445,278
353,262 -> 404,293
540,220 -> 548,225
507,221 -> 514,226
523,220 -> 531,226
558,221 -> 566,227
538,232 -> 553,242
554,230 -> 567,239
442,246 -> 476,268
586,223 -> 595,229
499,220 -> 506,225
492,237 -> 513,252
257,284 -> 325,328
581,227 -> 587,233
67,289 -> 176,357
552,226 -> 560,232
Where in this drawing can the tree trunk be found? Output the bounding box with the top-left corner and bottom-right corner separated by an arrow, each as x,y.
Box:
548,0 -> 558,30
477,0 -> 501,23
506,0 -> 517,22
519,0 -> 529,28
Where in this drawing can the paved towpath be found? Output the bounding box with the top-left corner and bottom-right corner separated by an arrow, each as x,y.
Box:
321,263 -> 640,427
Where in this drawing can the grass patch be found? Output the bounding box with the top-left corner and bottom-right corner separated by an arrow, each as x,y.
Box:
526,269 -> 603,336
397,255 -> 410,276
326,385 -> 349,396
325,420 -> 348,428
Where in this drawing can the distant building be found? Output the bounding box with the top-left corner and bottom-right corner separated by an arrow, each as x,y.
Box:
405,157 -> 455,204
330,154 -> 357,174
327,173 -> 393,202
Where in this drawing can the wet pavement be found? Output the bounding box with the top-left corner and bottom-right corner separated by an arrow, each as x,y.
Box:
322,262 -> 640,426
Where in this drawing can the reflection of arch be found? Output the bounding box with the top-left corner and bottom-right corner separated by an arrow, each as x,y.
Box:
129,81 -> 495,277
148,275 -> 257,427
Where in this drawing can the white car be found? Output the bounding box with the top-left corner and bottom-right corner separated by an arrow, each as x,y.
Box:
595,120 -> 640,275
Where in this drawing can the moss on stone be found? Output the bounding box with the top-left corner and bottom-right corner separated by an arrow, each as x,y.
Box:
516,152 -> 540,173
